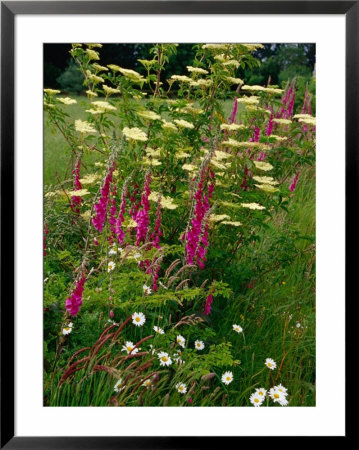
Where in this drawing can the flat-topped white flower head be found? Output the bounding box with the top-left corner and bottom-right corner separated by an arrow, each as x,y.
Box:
176,383 -> 187,394
265,358 -> 277,370
132,312 -> 146,327
75,119 -> 97,134
194,340 -> 205,350
158,352 -> 172,366
221,371 -> 233,385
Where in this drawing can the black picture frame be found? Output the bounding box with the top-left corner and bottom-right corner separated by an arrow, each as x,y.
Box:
1,1 -> 352,447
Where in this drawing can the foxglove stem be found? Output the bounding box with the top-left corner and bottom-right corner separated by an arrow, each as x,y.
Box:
43,223 -> 49,256
116,183 -> 128,245
70,156 -> 82,215
229,96 -> 238,124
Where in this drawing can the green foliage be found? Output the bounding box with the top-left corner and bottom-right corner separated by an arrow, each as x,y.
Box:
57,59 -> 85,93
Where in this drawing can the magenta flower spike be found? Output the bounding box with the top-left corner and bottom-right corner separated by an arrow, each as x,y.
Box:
65,272 -> 86,317
204,292 -> 214,315
289,172 -> 300,192
135,172 -> 151,246
229,96 -> 238,124
92,164 -> 115,233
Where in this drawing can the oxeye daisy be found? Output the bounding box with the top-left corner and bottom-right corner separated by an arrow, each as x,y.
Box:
233,324 -> 243,333
176,335 -> 186,348
153,326 -> 165,335
132,312 -> 146,327
108,261 -> 116,272
143,284 -> 152,295
142,379 -> 152,388
62,322 -> 73,335
108,246 -> 118,256
174,352 -> 185,365
121,341 -> 139,354
194,340 -> 205,350
269,387 -> 287,405
114,378 -> 124,393
265,358 -> 277,370
149,344 -> 157,355
250,392 -> 264,407
255,387 -> 267,398
158,352 -> 172,366
275,384 -> 288,395
176,383 -> 187,394
221,371 -> 233,385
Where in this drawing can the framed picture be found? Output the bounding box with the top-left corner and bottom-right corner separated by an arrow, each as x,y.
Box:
1,1 -> 351,447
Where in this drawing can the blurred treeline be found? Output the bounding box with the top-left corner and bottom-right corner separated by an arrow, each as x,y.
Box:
44,43 -> 315,111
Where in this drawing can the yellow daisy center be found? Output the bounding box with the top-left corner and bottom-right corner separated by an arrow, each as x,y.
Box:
161,356 -> 168,362
127,346 -> 133,351
254,398 -> 259,403
179,386 -> 183,391
267,363 -> 272,367
226,376 -> 231,381
259,391 -> 264,396
135,317 -> 140,322
64,327 -> 70,331
274,393 -> 280,399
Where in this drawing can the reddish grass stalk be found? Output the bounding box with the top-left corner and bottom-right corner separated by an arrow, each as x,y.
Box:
67,347 -> 91,365
90,333 -> 114,359
60,365 -> 86,385
133,335 -> 154,351
99,323 -> 118,341
111,315 -> 133,342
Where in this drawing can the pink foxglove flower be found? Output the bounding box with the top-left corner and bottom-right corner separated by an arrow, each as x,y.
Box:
266,112 -> 274,136
65,272 -> 86,317
229,96 -> 238,124
92,164 -> 115,233
184,167 -> 214,269
150,198 -> 162,250
204,292 -> 214,315
135,172 -> 151,246
289,172 -> 300,192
